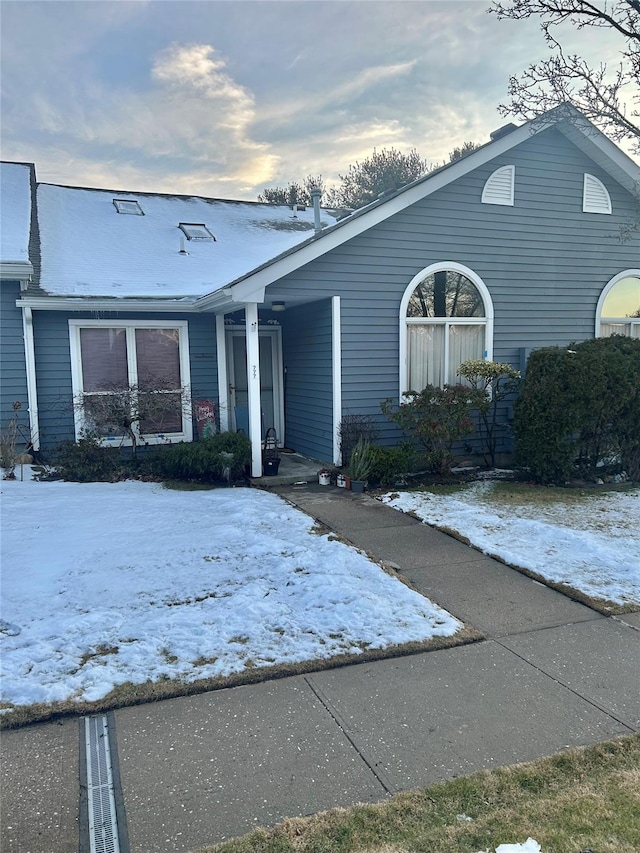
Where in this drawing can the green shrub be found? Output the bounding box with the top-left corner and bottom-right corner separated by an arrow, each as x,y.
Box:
149,432 -> 252,483
381,385 -> 476,474
515,336 -> 640,483
52,437 -> 130,482
367,444 -> 416,487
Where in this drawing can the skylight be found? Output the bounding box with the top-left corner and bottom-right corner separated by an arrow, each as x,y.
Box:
113,199 -> 144,215
179,222 -> 216,241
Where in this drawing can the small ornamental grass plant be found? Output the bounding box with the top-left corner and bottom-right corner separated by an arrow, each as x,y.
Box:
345,437 -> 375,483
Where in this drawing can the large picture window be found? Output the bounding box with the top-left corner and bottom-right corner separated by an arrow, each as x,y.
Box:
400,263 -> 493,392
69,320 -> 192,444
596,272 -> 640,339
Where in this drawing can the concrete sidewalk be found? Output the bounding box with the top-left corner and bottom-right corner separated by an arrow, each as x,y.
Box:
2,484 -> 639,853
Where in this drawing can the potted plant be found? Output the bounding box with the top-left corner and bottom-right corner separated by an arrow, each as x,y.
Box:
346,438 -> 375,492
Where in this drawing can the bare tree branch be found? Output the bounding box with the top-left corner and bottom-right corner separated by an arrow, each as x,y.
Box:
490,0 -> 640,154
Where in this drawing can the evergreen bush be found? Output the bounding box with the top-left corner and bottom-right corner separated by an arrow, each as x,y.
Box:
515,336 -> 640,483
52,437 -> 130,482
367,444 -> 416,487
149,432 -> 252,483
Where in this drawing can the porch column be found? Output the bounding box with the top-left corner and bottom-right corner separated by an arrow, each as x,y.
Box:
245,302 -> 262,477
215,313 -> 229,432
21,305 -> 40,451
332,296 -> 342,466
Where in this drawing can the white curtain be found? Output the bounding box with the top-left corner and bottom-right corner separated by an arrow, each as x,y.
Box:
408,324 -> 444,390
600,322 -> 629,338
447,324 -> 484,384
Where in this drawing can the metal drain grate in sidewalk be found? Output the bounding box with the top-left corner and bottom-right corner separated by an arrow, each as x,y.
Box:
84,715 -> 121,853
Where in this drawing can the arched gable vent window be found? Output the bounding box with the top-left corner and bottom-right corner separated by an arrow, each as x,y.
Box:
481,165 -> 515,206
583,173 -> 612,214
596,271 -> 640,339
400,263 -> 494,393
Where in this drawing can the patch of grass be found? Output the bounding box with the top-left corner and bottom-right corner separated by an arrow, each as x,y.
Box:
192,655 -> 219,667
484,480 -> 638,507
162,480 -> 217,491
199,735 -> 640,853
160,647 -> 179,664
0,626 -> 482,729
78,643 -> 119,668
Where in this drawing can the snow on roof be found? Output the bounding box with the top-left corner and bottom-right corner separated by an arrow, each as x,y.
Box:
0,162 -> 32,265
36,184 -> 339,298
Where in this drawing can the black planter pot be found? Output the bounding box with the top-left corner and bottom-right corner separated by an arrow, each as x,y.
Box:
263,458 -> 280,476
350,479 -> 366,493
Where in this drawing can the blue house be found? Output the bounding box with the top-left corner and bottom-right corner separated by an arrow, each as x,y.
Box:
2,105 -> 639,476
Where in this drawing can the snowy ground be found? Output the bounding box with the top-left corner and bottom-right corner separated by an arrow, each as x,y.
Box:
0,476 -> 461,708
382,481 -> 640,608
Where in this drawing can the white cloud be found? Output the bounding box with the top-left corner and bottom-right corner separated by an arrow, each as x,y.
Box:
151,43 -> 255,133
4,41 -> 281,195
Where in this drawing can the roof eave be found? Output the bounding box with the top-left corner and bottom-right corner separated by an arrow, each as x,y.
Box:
17,295 -> 200,312
1,261 -> 33,281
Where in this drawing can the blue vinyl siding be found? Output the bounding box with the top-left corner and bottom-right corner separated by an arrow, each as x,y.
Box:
281,299 -> 333,461
24,127 -> 640,459
0,282 -> 31,443
267,128 -> 640,449
32,310 -> 218,450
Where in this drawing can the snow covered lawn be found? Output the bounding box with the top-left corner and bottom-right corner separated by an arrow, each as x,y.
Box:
0,477 -> 462,710
382,481 -> 640,610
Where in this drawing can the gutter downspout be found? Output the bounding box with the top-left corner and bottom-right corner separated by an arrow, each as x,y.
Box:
310,187 -> 322,234
21,304 -> 40,451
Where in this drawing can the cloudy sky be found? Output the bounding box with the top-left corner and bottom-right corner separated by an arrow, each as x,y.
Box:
0,0 -> 629,200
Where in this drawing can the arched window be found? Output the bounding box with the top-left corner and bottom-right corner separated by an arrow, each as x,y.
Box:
400,263 -> 494,393
596,272 -> 640,339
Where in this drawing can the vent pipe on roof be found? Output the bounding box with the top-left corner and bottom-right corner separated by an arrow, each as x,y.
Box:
489,123 -> 518,142
310,187 -> 322,234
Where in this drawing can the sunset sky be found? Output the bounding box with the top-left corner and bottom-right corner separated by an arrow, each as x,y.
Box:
1,0 -> 632,199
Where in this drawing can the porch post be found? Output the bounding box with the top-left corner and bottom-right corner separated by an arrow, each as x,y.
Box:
21,305 -> 40,451
215,313 -> 229,432
331,296 -> 342,466
245,302 -> 262,477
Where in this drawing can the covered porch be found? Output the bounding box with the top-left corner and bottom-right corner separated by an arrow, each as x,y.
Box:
209,294 -> 342,477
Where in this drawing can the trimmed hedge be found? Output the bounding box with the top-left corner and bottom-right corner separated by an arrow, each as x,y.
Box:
515,336 -> 640,483
149,432 -> 252,483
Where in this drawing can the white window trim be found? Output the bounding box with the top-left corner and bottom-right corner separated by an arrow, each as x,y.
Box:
69,319 -> 192,445
595,269 -> 640,337
399,262 -> 494,400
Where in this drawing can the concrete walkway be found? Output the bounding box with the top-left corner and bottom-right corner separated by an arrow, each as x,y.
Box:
2,485 -> 639,853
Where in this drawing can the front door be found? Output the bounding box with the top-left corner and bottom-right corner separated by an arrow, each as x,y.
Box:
226,327 -> 284,443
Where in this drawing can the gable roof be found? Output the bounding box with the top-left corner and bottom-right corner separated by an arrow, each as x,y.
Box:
0,161 -> 34,280
194,104 -> 640,310
12,104 -> 640,311
33,183 -> 340,299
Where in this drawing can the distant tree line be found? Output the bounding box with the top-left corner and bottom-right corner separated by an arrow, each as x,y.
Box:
258,142 -> 482,211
